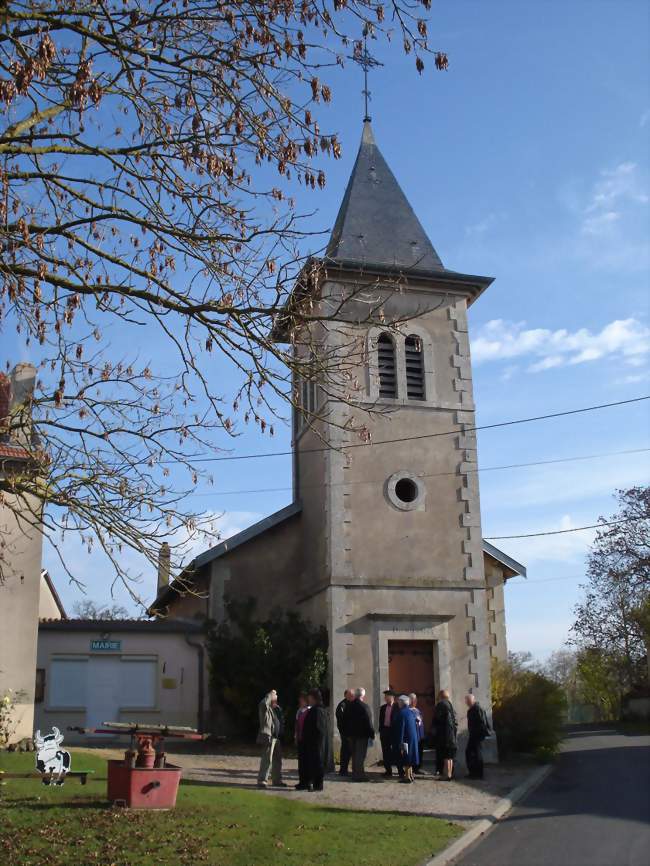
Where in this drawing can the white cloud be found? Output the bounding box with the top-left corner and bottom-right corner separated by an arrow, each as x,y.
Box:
615,371 -> 650,385
134,507 -> 265,581
210,510 -> 264,543
482,452 -> 650,516
472,317 -> 650,372
580,161 -> 648,237
528,355 -> 564,372
499,365 -> 518,382
581,210 -> 620,236
485,514 -> 596,567
43,508 -> 264,616
555,162 -> 650,271
465,212 -> 499,237
585,161 -> 648,212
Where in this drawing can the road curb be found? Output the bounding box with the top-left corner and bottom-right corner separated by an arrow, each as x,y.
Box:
423,763 -> 554,866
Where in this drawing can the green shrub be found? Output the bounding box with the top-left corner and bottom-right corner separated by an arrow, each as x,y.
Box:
206,597 -> 328,738
492,657 -> 566,759
0,690 -> 27,747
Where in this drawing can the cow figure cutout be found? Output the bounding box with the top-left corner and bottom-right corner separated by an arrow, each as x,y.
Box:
34,727 -> 71,786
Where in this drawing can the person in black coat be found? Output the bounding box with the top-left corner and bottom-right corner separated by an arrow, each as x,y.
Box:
345,687 -> 375,781
465,693 -> 491,779
294,692 -> 310,790
301,688 -> 332,791
433,689 -> 458,781
335,688 -> 355,775
378,689 -> 396,776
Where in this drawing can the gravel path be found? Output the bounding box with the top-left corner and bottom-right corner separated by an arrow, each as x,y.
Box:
79,748 -> 533,827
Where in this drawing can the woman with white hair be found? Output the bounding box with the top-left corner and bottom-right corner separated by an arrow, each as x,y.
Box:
408,693 -> 425,775
391,694 -> 420,783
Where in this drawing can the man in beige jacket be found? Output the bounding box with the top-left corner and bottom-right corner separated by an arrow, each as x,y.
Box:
256,689 -> 287,788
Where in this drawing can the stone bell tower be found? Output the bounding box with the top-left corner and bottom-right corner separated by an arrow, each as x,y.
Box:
280,120 -> 497,738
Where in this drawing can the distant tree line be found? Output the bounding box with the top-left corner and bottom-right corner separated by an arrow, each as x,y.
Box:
497,487 -> 649,746
566,486 -> 649,719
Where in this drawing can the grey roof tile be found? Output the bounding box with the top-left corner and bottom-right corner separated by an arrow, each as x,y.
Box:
326,121 -> 444,275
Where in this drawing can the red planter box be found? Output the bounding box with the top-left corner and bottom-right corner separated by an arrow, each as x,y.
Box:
106,760 -> 182,809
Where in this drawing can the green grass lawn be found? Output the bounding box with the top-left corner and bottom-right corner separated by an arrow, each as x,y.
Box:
0,752 -> 461,866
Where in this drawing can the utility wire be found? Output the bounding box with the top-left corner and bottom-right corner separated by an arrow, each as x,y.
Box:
507,575 -> 586,587
189,446 -> 650,498
190,395 -> 649,464
484,517 -> 641,541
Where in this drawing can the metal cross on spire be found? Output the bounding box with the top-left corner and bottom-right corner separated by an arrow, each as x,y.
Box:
349,29 -> 383,122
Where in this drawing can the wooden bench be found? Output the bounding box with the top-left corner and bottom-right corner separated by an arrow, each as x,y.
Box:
0,769 -> 95,786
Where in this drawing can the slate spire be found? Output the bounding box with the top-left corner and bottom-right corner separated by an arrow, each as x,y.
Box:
326,121 -> 444,274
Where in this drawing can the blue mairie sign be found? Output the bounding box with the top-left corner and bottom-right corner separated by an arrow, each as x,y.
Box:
90,639 -> 121,651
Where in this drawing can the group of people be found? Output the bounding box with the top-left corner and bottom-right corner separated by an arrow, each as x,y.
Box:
256,686 -> 491,791
257,688 -> 333,791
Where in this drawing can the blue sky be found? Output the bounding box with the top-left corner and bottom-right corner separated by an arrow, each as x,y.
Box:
9,1 -> 649,657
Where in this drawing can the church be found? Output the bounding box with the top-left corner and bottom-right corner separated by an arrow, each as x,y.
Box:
150,119 -> 526,743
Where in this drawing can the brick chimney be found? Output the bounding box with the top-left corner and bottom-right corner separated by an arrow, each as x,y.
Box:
157,542 -> 171,591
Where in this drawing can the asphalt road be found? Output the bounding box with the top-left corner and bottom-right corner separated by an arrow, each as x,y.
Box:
455,726 -> 650,866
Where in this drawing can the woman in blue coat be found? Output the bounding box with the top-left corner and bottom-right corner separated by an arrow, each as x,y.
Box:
391,695 -> 420,783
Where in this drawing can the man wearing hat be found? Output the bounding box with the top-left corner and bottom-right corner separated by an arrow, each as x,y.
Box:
378,689 -> 396,776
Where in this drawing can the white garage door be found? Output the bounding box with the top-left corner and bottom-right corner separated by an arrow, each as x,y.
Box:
86,656 -> 124,730
49,656 -> 157,730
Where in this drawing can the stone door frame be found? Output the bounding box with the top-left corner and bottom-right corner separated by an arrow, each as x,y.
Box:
371,617 -> 453,713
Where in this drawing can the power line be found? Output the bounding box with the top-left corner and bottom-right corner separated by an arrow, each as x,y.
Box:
484,517 -> 640,541
507,575 -> 585,587
190,395 -> 649,464
189,446 -> 650,498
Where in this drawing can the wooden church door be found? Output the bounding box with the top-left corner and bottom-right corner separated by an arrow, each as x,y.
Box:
387,640 -> 437,733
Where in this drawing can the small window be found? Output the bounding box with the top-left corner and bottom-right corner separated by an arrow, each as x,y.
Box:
405,335 -> 425,400
296,352 -> 321,431
386,471 -> 426,511
377,333 -> 397,398
301,376 -> 317,416
298,356 -> 319,418
395,477 -> 418,503
35,669 -> 45,703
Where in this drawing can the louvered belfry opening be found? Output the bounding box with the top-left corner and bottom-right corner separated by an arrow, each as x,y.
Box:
377,332 -> 397,398
405,335 -> 425,400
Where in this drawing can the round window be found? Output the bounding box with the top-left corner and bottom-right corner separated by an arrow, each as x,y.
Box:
385,471 -> 426,511
394,477 -> 418,504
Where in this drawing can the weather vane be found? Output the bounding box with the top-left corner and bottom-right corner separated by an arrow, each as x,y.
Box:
349,28 -> 383,123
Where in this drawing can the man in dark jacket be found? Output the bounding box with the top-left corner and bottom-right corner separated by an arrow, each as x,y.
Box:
465,693 -> 491,779
335,688 -> 355,775
433,689 -> 458,781
378,689 -> 396,776
346,687 -> 375,781
302,688 -> 332,791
